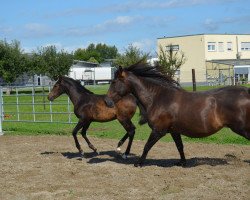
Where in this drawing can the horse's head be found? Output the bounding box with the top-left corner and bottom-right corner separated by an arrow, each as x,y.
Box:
105,66 -> 132,107
47,76 -> 65,101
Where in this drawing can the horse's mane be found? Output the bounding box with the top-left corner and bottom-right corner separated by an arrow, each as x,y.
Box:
123,61 -> 181,89
61,76 -> 93,94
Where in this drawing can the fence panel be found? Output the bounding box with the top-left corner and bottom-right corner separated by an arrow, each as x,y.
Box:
0,86 -> 78,135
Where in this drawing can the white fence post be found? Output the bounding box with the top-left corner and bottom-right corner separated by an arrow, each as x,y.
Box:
0,87 -> 3,135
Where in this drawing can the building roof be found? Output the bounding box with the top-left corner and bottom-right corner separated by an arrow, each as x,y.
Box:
207,59 -> 250,66
157,33 -> 250,40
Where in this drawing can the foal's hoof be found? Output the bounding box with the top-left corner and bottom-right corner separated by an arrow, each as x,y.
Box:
116,147 -> 121,153
79,152 -> 85,159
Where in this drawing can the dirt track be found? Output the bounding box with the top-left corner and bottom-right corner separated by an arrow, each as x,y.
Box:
0,135 -> 249,200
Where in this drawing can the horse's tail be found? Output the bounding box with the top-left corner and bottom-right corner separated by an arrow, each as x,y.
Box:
137,101 -> 148,125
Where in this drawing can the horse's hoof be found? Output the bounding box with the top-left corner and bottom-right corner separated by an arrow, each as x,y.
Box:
121,154 -> 128,159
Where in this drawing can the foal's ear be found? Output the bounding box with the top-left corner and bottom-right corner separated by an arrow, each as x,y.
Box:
57,75 -> 63,83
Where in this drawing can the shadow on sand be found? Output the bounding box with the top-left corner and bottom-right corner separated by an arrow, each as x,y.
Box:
41,150 -> 230,168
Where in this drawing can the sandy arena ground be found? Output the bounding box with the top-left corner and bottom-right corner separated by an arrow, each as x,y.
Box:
0,135 -> 249,200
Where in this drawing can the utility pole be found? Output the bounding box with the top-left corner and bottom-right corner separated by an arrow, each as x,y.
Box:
192,69 -> 196,91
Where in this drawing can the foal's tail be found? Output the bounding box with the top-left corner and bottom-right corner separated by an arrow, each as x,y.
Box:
137,101 -> 148,125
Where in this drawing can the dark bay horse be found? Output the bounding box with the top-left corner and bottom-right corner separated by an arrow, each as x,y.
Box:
48,76 -> 145,157
105,62 -> 250,167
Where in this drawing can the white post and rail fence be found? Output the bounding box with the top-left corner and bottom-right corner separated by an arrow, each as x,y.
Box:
0,86 -> 77,136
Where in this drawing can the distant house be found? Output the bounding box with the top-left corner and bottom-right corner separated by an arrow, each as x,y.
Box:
0,74 -> 52,87
157,34 -> 250,85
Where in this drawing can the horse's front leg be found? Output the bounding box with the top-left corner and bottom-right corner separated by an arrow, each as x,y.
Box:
72,121 -> 84,156
170,132 -> 186,167
135,130 -> 166,167
80,121 -> 97,153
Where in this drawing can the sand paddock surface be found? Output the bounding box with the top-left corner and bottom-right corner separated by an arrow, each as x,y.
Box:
0,135 -> 249,200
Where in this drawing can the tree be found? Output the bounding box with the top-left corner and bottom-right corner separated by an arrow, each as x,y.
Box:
87,57 -> 99,63
114,44 -> 149,67
0,40 -> 29,85
95,43 -> 118,61
157,45 -> 186,78
32,46 -> 73,80
73,43 -> 118,63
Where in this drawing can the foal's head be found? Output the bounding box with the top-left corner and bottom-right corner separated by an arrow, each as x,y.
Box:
47,76 -> 66,101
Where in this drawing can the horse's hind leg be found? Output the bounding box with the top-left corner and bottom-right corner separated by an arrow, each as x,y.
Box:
72,121 -> 84,156
124,121 -> 136,157
80,121 -> 97,152
170,132 -> 186,166
118,119 -> 136,158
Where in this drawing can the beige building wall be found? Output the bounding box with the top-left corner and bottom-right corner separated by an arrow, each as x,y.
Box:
157,35 -> 206,83
157,34 -> 250,84
204,34 -> 250,60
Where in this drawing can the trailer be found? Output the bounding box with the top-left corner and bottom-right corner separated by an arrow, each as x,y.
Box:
69,66 -> 115,85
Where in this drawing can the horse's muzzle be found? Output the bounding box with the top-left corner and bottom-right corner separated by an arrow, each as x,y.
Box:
104,96 -> 115,108
47,95 -> 54,101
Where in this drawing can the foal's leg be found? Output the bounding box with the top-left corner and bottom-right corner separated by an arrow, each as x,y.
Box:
135,130 -> 166,167
80,121 -> 97,152
72,121 -> 84,155
170,132 -> 186,166
117,133 -> 129,152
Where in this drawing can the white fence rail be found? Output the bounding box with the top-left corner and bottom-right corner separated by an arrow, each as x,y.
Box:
0,86 -> 77,135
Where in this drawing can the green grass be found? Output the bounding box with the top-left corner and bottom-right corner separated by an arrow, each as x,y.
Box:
2,84 -> 250,145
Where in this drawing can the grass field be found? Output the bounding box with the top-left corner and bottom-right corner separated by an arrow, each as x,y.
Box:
2,84 -> 250,145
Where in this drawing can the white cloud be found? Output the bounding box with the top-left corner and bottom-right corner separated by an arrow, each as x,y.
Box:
0,26 -> 13,35
131,39 -> 156,54
204,15 -> 250,31
24,23 -> 53,38
65,15 -> 143,37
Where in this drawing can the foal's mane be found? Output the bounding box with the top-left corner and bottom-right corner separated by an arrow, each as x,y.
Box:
61,76 -> 93,94
123,61 -> 180,89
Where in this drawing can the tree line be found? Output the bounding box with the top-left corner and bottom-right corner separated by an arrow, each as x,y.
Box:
0,39 -> 185,85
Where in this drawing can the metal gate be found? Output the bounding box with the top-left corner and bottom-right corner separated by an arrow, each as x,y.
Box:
0,86 -> 77,135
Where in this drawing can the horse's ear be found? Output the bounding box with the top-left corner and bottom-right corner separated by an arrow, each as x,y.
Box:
117,66 -> 126,79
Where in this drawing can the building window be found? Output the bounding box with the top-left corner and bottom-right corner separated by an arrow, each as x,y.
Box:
166,45 -> 179,51
207,42 -> 216,51
218,42 -> 224,52
241,42 -> 250,51
227,42 -> 233,51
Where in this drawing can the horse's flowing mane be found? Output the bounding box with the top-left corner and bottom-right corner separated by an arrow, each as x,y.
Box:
123,61 -> 180,89
61,76 -> 93,94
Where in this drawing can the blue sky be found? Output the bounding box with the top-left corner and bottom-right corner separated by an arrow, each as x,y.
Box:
0,0 -> 249,55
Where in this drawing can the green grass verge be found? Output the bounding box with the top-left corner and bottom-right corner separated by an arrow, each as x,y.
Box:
2,84 -> 250,145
